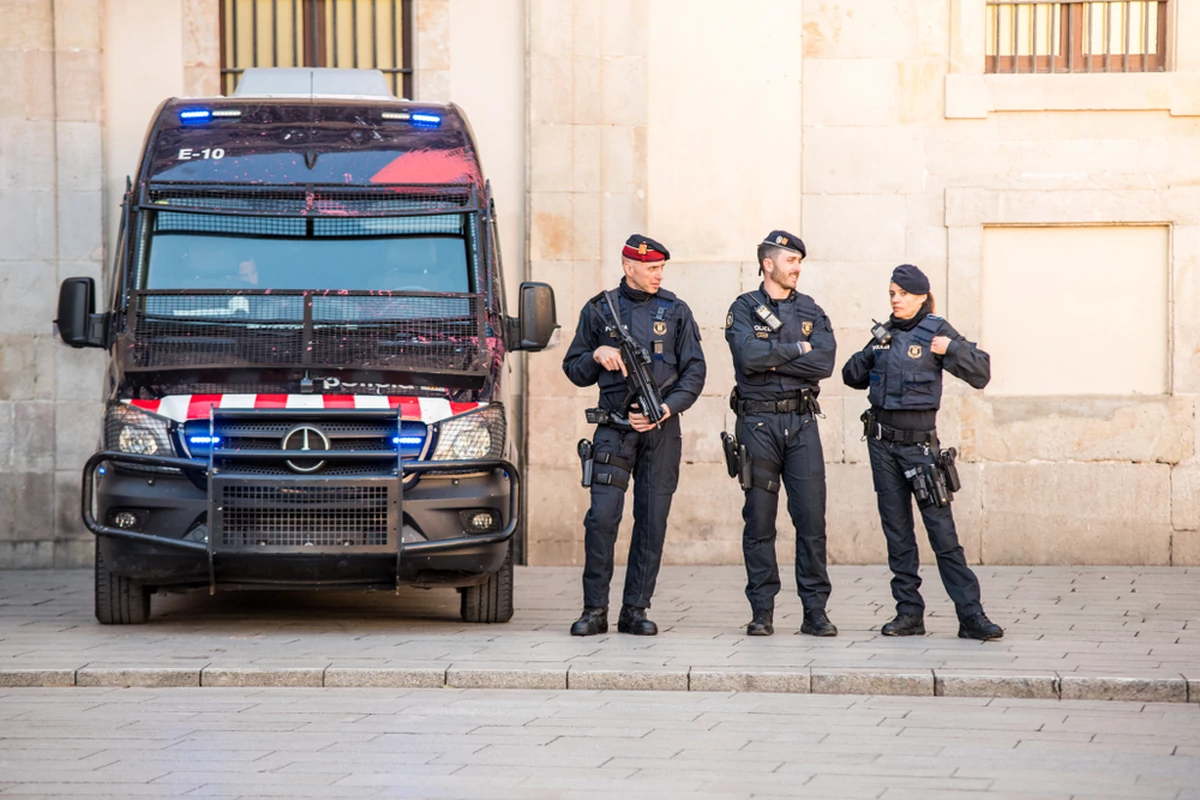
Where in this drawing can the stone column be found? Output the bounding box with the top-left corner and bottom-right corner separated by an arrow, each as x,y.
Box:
0,0 -> 105,566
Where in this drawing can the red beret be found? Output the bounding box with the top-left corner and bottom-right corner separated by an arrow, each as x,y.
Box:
621,234 -> 670,263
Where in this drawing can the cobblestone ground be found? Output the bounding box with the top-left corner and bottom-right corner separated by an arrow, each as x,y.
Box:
0,687 -> 1197,798
1,566 -> 1198,699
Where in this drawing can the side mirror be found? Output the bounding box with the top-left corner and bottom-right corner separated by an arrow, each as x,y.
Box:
55,277 -> 107,348
510,282 -> 559,351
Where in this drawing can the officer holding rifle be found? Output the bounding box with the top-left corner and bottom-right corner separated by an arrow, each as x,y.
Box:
841,264 -> 1003,640
563,234 -> 706,636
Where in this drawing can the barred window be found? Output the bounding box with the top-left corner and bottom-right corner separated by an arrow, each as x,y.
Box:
220,0 -> 413,96
985,1 -> 1168,73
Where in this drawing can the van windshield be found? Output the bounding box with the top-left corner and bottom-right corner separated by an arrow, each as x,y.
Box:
139,212 -> 473,294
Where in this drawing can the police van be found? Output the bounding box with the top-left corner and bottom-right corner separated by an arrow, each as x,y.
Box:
54,68 -> 557,624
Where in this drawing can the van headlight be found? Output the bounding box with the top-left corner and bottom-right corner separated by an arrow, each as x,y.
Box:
431,405 -> 505,461
105,404 -> 173,456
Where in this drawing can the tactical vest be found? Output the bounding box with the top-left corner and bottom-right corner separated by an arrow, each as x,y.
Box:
867,315 -> 945,411
595,290 -> 679,400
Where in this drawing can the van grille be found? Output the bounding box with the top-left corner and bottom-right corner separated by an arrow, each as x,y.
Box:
214,480 -> 396,549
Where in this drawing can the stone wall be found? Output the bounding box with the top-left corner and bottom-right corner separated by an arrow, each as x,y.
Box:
523,0 -> 1200,568
0,0 -> 105,567
0,0 -> 1195,568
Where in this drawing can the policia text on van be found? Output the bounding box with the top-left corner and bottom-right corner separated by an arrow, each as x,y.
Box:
54,69 -> 557,625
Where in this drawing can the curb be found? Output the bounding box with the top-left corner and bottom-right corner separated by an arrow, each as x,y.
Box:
1,666 -> 1194,703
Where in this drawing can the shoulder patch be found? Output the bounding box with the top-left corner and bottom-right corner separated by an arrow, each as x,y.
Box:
725,311 -> 734,330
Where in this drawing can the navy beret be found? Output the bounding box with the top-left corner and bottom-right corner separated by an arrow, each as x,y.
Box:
761,230 -> 806,258
622,234 -> 670,262
891,264 -> 930,295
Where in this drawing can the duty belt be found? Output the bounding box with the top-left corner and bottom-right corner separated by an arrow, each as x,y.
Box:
865,419 -> 937,445
736,391 -> 819,416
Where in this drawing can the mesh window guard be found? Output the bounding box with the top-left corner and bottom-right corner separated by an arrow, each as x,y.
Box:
125,290 -> 487,374
142,182 -> 478,218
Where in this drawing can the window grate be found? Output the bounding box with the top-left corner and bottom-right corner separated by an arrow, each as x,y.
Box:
985,1 -> 1169,73
220,0 -> 414,97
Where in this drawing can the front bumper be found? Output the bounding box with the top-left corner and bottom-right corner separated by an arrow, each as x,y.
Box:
82,450 -> 520,590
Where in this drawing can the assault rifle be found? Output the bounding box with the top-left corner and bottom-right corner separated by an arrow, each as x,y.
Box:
601,291 -> 668,427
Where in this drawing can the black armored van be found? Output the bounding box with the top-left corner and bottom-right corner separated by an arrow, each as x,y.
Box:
54,68 -> 557,624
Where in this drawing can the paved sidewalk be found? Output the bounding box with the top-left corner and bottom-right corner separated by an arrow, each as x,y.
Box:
1,566 -> 1197,702
2,687 -> 1197,798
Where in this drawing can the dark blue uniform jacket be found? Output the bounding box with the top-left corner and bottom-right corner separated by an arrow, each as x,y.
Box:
562,285 -> 707,416
724,286 -> 836,401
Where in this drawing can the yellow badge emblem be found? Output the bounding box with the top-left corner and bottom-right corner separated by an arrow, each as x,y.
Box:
637,242 -> 648,255
801,321 -> 813,336
908,344 -> 923,359
653,320 -> 667,336
725,312 -> 733,329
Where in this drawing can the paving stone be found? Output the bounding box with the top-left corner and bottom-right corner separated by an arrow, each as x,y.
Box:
811,669 -> 934,697
0,668 -> 75,687
76,667 -> 200,688
200,667 -> 325,688
445,666 -> 567,690
323,666 -> 446,688
567,666 -> 689,691
688,668 -> 811,694
1059,675 -> 1188,703
933,670 -> 1059,699
1,566 -> 1199,703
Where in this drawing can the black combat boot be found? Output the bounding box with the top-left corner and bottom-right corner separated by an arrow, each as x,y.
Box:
617,605 -> 658,636
799,608 -> 838,637
880,613 -> 926,637
746,608 -> 774,636
958,612 -> 1004,640
569,606 -> 608,636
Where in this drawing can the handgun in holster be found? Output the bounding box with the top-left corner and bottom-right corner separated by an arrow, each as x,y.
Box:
721,432 -> 739,479
938,447 -> 961,494
577,439 -> 594,487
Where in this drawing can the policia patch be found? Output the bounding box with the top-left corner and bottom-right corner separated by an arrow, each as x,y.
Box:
908,344 -> 923,359
725,312 -> 733,330
802,320 -> 813,336
653,320 -> 667,336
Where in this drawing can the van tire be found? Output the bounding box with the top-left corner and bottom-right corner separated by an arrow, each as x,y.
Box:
460,541 -> 513,623
94,540 -> 151,625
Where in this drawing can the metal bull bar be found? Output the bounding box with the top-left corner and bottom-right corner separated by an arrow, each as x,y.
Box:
80,449 -> 521,589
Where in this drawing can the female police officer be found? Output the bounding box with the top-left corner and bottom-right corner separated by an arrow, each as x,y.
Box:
841,264 -> 1003,640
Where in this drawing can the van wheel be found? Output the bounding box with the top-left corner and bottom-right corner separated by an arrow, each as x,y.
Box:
460,542 -> 513,623
94,540 -> 151,625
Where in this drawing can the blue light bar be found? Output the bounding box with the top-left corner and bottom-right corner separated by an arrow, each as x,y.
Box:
410,113 -> 442,128
189,435 -> 221,445
179,109 -> 212,123
393,436 -> 424,446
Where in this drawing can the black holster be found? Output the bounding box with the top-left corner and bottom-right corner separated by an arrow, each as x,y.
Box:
861,409 -> 876,441
721,432 -> 739,478
905,463 -> 950,509
577,439 -> 593,488
939,447 -> 961,494
592,450 -> 634,491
